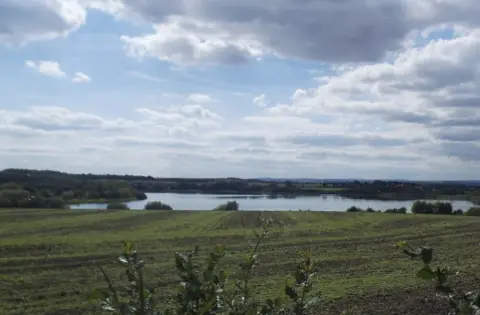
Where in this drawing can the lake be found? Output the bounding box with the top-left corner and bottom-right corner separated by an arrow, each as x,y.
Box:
69,193 -> 476,211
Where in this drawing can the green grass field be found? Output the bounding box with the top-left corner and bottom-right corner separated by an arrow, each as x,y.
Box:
1,209 -> 479,315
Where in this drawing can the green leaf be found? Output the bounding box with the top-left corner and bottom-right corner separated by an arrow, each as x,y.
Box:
123,241 -> 133,255
395,240 -> 407,248
214,244 -> 226,255
285,285 -> 298,300
472,292 -> 480,307
87,288 -> 108,301
416,265 -> 435,280
419,246 -> 433,264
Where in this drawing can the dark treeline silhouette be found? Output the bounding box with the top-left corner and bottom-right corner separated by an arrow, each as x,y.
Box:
0,169 -> 147,209
1,168 -> 480,202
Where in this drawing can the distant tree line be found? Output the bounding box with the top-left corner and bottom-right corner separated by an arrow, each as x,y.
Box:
0,170 -> 147,209
2,168 -> 480,202
346,201 -> 480,216
346,206 -> 407,213
411,201 -> 453,214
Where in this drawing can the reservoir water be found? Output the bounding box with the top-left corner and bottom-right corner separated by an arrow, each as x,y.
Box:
70,193 -> 476,211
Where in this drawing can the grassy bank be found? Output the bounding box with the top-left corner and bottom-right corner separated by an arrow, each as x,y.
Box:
68,197 -> 138,205
0,209 -> 479,315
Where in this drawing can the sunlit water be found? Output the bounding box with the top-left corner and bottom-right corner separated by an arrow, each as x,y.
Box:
69,193 -> 476,211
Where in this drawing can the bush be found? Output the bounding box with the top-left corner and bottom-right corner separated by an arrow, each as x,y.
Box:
135,191 -> 148,200
214,200 -> 239,211
0,197 -> 11,207
47,197 -> 66,209
107,202 -> 130,210
144,201 -> 173,210
453,209 -> 464,215
396,241 -> 479,315
466,207 -> 480,216
366,207 -> 375,212
1,182 -> 23,190
346,206 -> 363,212
411,201 -> 453,215
91,220 -> 320,315
384,207 -> 407,214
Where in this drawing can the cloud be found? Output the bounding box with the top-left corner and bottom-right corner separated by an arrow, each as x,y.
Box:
121,16 -> 263,66
0,0 -> 86,45
286,134 -> 421,148
252,94 -> 267,108
186,93 -> 213,104
0,107 -> 133,132
4,1 -> 480,179
260,28 -> 480,165
126,70 -> 164,83
106,0 -> 480,67
25,60 -> 67,78
72,72 -> 91,83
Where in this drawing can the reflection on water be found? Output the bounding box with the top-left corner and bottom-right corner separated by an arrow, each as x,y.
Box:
70,193 -> 476,212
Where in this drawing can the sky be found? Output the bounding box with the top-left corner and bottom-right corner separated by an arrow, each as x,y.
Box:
0,0 -> 480,180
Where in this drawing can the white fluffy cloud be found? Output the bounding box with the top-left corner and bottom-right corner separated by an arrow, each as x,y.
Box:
3,0 -> 480,178
266,28 -> 480,164
25,60 -> 67,78
72,72 -> 91,83
109,0 -> 480,66
0,0 -> 86,45
252,94 -> 267,108
121,16 -> 263,66
25,60 -> 91,83
186,93 -> 213,104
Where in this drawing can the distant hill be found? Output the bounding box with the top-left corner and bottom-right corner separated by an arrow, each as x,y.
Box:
256,178 -> 480,186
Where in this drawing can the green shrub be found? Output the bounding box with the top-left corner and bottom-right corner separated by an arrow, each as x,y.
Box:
453,209 -> 464,215
47,197 -> 66,209
466,207 -> 480,216
144,201 -> 173,210
1,182 -> 23,190
62,191 -> 75,201
214,200 -> 239,211
107,203 -> 130,210
0,197 -> 11,207
396,241 -> 479,315
91,220 -> 320,315
384,207 -> 407,214
411,201 -> 453,214
366,207 -> 375,212
346,206 -> 363,212
136,191 -> 148,200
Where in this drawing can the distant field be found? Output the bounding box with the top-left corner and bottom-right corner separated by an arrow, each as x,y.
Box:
1,209 -> 479,315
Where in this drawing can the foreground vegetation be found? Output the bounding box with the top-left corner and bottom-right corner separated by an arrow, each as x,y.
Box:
1,208 -> 479,314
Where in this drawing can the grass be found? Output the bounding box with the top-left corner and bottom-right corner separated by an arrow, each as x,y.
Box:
0,208 -> 479,315
68,197 -> 138,205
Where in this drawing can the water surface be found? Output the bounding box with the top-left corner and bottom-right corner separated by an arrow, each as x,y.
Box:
70,193 -> 476,211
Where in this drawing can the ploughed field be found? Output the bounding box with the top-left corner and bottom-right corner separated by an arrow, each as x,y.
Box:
0,209 -> 479,315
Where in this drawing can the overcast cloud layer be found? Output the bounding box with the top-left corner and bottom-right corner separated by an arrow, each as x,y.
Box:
0,0 -> 479,179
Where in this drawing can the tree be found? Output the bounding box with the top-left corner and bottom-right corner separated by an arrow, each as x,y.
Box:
213,200 -> 239,211
466,207 -> 480,216
107,203 -> 130,210
47,197 -> 66,209
62,191 -> 75,201
0,197 -> 11,208
1,182 -> 22,190
346,206 -> 363,212
144,201 -> 173,210
411,201 -> 452,215
135,191 -> 148,200
0,189 -> 30,207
